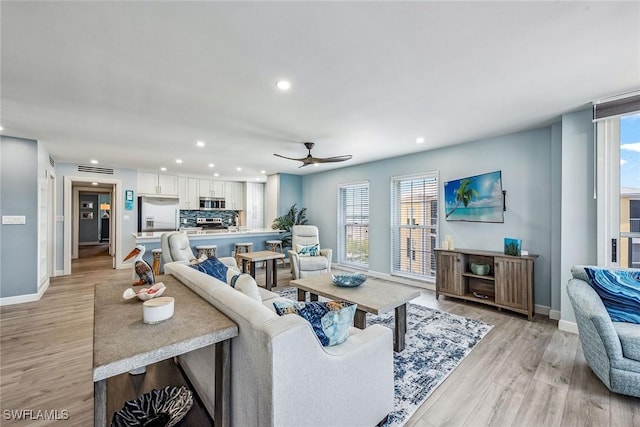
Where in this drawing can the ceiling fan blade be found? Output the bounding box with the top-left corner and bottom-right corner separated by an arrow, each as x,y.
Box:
273,153 -> 307,162
274,143 -> 352,166
313,155 -> 353,163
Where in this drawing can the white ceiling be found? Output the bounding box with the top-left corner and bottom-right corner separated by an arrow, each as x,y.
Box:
1,1 -> 639,181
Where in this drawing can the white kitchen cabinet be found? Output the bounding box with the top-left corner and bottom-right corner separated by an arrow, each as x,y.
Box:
178,177 -> 199,210
245,182 -> 264,228
225,181 -> 245,210
198,179 -> 225,198
138,173 -> 178,196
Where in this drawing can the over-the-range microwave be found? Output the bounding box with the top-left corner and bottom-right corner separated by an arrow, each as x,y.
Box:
199,197 -> 225,210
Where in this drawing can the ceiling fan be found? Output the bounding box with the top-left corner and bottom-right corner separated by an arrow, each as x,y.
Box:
274,142 -> 353,168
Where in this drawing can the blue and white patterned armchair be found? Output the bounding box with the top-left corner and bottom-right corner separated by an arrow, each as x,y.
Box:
567,266 -> 640,398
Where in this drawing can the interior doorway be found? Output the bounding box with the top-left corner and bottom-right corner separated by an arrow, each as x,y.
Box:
63,176 -> 123,275
77,190 -> 112,259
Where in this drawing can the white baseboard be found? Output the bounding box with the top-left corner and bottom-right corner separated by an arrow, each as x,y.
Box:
54,269 -> 65,277
549,309 -> 561,320
0,280 -> 50,306
558,319 -> 579,334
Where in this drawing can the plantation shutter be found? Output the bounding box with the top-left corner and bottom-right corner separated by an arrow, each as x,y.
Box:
337,181 -> 369,268
390,172 -> 439,281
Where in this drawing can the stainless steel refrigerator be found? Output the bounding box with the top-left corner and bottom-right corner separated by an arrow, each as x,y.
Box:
138,196 -> 180,232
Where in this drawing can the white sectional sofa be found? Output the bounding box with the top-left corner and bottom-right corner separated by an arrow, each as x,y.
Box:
164,261 -> 394,427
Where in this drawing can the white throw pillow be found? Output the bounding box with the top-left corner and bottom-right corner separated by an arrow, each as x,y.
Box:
228,273 -> 261,302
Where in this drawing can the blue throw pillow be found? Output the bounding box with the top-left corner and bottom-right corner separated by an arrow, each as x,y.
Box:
273,300 -> 356,346
584,267 -> 640,324
297,243 -> 319,257
189,256 -> 228,283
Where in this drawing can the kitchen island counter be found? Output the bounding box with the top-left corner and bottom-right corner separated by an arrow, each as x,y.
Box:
132,228 -> 282,243
129,229 -> 285,266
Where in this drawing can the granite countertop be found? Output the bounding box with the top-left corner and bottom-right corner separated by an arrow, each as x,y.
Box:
132,228 -> 283,242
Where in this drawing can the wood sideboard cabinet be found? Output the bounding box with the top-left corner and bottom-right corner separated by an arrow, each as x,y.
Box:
435,248 -> 538,320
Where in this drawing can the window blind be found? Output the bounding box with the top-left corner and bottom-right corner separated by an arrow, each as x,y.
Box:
593,92 -> 640,121
390,172 -> 439,281
337,181 -> 369,268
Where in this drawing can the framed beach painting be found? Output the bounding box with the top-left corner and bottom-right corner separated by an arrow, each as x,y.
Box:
444,170 -> 504,223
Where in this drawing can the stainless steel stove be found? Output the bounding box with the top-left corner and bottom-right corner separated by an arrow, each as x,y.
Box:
196,217 -> 228,229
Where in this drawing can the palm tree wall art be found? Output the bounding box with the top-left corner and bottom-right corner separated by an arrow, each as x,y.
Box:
444,171 -> 504,223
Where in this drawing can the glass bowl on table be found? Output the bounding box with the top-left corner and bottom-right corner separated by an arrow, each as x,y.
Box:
331,273 -> 367,288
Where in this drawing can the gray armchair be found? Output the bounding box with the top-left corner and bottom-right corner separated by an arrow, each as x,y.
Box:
288,225 -> 332,279
160,232 -> 196,264
160,231 -> 239,269
567,266 -> 640,398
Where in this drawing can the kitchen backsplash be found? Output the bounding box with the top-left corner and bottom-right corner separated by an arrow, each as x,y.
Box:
180,210 -> 238,227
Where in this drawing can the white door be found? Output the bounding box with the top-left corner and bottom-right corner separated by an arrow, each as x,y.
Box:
596,111 -> 640,267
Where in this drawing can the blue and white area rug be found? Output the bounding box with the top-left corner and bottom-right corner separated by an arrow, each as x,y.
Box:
276,288 -> 493,426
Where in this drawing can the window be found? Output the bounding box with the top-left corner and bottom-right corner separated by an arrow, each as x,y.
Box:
337,182 -> 369,268
391,172 -> 438,280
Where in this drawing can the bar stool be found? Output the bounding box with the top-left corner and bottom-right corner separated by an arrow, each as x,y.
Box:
235,242 -> 253,270
151,248 -> 163,276
265,239 -> 285,268
196,244 -> 218,259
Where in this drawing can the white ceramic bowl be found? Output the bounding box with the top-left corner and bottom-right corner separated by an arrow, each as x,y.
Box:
143,297 -> 175,324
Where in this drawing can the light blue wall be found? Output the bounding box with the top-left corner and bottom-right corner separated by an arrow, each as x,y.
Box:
550,122 -> 563,313
302,126 -> 556,307
0,136 -> 38,297
560,109 -> 597,325
278,173 -> 302,217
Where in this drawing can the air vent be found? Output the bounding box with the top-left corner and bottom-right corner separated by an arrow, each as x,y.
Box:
49,156 -> 55,167
78,165 -> 114,175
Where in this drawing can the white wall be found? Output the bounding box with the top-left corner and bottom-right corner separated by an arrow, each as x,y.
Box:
54,163 -> 138,271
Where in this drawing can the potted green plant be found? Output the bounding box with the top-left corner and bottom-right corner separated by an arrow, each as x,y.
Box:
271,204 -> 308,248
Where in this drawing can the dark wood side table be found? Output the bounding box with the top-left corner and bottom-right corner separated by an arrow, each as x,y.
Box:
237,250 -> 286,291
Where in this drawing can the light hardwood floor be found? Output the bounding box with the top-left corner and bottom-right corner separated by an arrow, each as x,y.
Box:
1,253 -> 638,426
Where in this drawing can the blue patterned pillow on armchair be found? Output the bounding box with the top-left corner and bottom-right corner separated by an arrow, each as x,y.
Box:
296,243 -> 320,256
584,267 -> 640,324
273,300 -> 356,346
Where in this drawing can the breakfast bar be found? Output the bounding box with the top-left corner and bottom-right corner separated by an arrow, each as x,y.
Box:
131,228 -> 284,267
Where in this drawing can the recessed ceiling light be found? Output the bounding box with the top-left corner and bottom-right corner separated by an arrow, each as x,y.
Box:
214,173 -> 219,177
260,170 -> 266,174
314,163 -> 319,167
90,159 -> 98,164
0,126 -> 4,131
196,141 -> 205,147
176,159 -> 183,164
276,80 -> 291,91
92,182 -> 98,186
208,163 -> 215,168
160,167 -> 167,171
416,137 -> 425,144
236,167 -> 242,171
